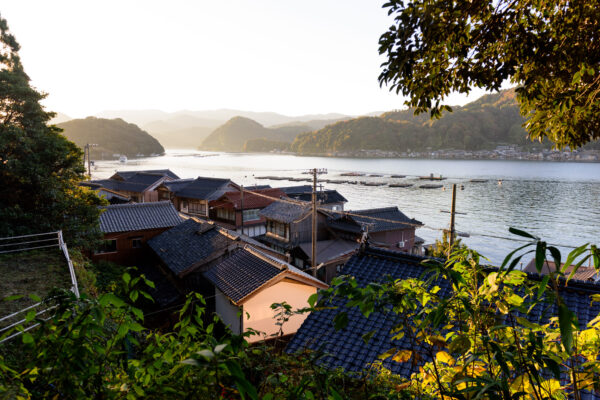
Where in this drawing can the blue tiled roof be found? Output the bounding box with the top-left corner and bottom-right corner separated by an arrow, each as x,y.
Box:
172,177 -> 237,201
148,219 -> 236,276
328,207 -> 422,233
99,201 -> 182,233
287,246 -> 600,387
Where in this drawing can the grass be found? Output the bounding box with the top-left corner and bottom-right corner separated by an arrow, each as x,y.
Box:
0,247 -> 73,326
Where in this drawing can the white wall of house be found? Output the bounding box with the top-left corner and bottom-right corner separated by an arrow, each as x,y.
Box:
242,278 -> 317,342
215,288 -> 242,335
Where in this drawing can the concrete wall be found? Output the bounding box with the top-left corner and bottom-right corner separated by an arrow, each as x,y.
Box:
242,278 -> 317,342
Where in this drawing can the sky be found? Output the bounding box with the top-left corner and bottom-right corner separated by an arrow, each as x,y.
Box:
2,1 -> 491,118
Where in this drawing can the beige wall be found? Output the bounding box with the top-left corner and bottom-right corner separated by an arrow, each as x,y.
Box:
215,288 -> 242,335
242,278 -> 317,342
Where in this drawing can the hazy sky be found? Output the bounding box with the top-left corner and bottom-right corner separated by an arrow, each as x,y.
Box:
2,1 -> 491,118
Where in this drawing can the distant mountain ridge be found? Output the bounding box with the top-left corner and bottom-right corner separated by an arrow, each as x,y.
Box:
199,116 -> 311,152
290,89 -> 536,154
57,117 -> 165,159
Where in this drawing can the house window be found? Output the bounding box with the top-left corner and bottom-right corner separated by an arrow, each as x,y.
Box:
131,237 -> 143,248
158,191 -> 170,200
242,209 -> 260,221
216,208 -> 235,222
95,239 -> 117,254
267,220 -> 288,239
188,201 -> 207,215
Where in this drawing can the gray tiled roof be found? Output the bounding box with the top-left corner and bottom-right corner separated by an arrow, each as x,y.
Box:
328,207 -> 422,233
203,247 -> 326,305
114,169 -> 180,180
259,200 -> 311,223
147,219 -> 235,276
172,177 -> 237,201
278,185 -> 313,194
287,246 -> 600,390
87,179 -> 150,193
287,190 -> 348,205
99,201 -> 182,233
298,239 -> 358,264
203,248 -> 284,304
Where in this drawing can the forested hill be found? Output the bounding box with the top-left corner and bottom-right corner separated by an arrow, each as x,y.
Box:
58,117 -> 165,159
199,116 -> 311,151
290,89 -> 534,154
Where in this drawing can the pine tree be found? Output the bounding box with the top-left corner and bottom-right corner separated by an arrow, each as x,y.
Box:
0,14 -> 102,245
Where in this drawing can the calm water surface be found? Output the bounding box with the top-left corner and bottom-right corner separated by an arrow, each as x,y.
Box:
92,151 -> 600,265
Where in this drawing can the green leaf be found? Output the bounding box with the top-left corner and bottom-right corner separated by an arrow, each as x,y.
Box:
196,349 -> 215,360
214,343 -> 227,354
21,332 -> 34,344
535,241 -> 546,273
2,294 -> 23,302
378,347 -> 397,360
558,302 -> 574,354
509,227 -> 538,240
362,330 -> 375,344
99,293 -> 126,308
122,272 -> 131,285
307,292 -> 318,308
537,275 -> 550,299
333,312 -> 348,331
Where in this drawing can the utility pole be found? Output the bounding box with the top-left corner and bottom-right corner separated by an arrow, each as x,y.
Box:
448,183 -> 457,256
309,168 -> 327,276
84,143 -> 98,177
240,185 -> 244,235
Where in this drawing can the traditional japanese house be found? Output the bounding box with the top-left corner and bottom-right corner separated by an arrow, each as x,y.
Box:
204,246 -> 328,342
94,201 -> 183,265
156,177 -> 238,218
327,206 -> 423,254
279,185 -> 348,211
82,169 -> 180,203
257,200 -> 330,254
209,188 -> 287,237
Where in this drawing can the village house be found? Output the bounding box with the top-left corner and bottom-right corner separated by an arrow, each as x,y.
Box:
209,188 -> 288,237
257,200 -> 330,255
156,177 -> 238,218
287,244 -> 600,378
146,218 -> 286,302
94,201 -> 183,265
523,259 -> 600,282
279,185 -> 348,211
327,206 -> 424,254
203,246 -> 328,342
82,169 -> 180,203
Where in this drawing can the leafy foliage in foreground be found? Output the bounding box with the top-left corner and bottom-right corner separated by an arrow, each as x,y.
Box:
317,230 -> 600,399
0,272 -> 408,399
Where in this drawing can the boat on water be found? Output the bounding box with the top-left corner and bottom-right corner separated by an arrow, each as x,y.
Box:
390,175 -> 406,178
469,179 -> 488,183
361,181 -> 386,186
340,172 -> 364,176
389,183 -> 413,188
119,155 -> 127,163
419,183 -> 444,189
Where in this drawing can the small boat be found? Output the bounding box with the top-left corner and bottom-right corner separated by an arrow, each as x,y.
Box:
368,174 -> 383,177
327,179 -> 347,184
119,155 -> 127,163
390,175 -> 406,178
469,179 -> 488,183
389,183 -> 413,188
498,179 -> 503,186
419,183 -> 443,189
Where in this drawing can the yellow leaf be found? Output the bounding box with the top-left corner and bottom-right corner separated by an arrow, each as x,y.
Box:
436,351 -> 454,366
392,349 -> 412,363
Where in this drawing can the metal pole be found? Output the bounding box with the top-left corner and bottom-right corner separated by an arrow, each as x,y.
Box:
448,183 -> 457,256
240,185 -> 244,235
311,168 -> 317,276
